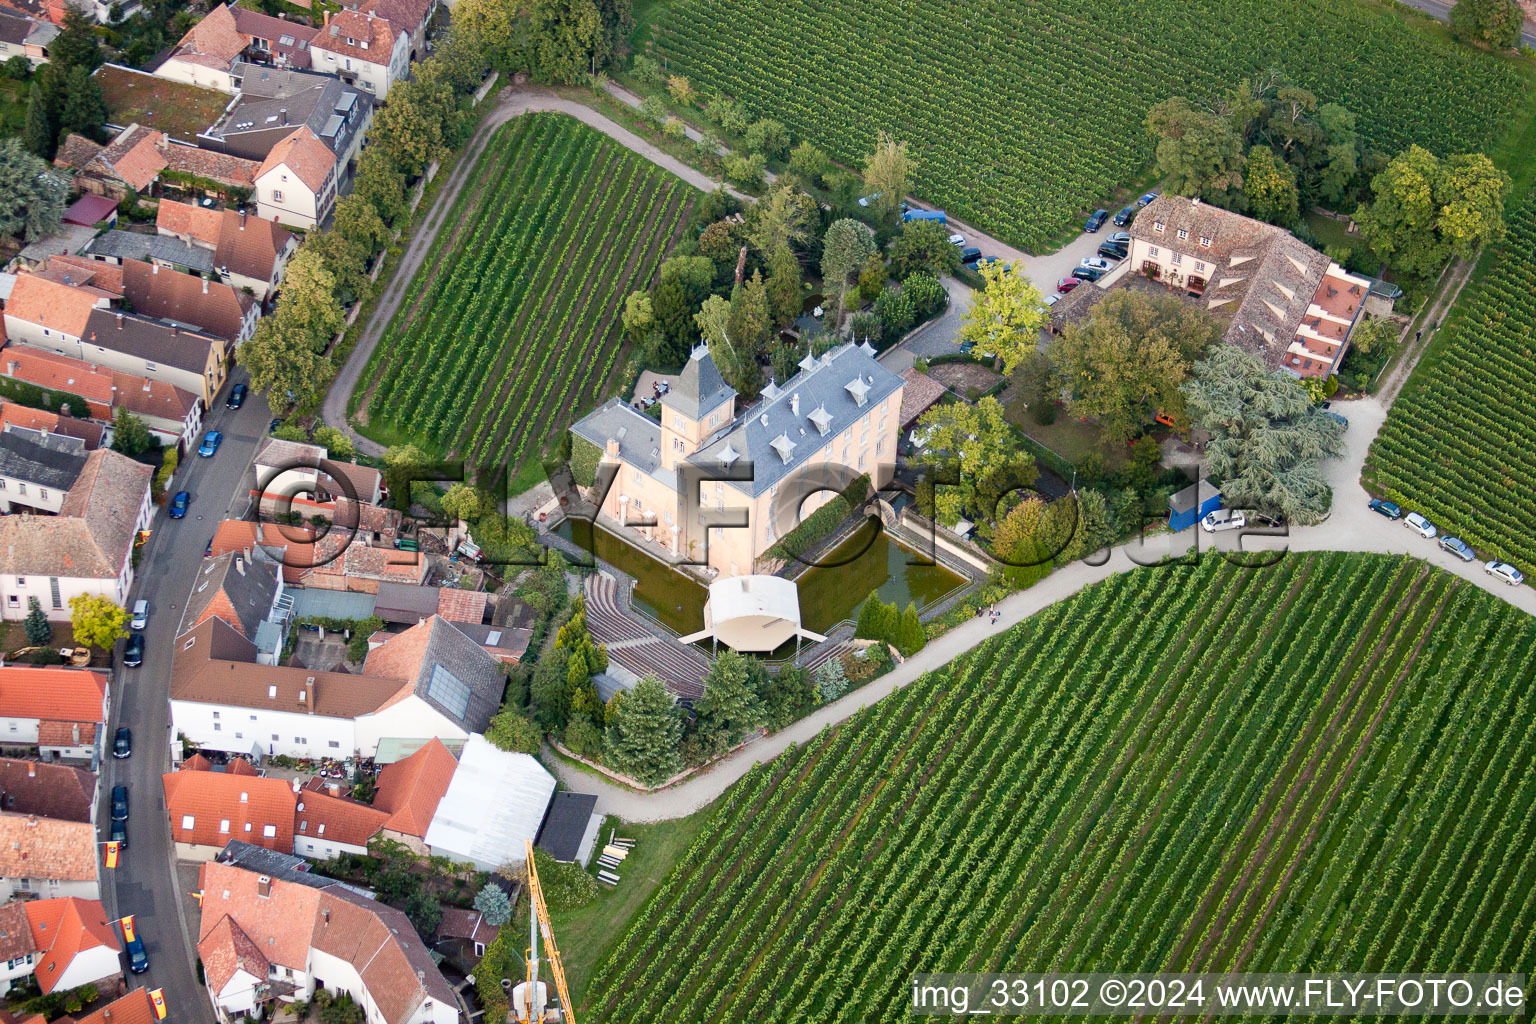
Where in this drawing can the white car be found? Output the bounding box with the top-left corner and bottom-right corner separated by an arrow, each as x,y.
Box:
857,192 -> 881,208
1079,257 -> 1113,273
1201,509 -> 1247,533
1485,561 -> 1525,586
1403,512 -> 1437,539
948,233 -> 966,247
130,599 -> 148,630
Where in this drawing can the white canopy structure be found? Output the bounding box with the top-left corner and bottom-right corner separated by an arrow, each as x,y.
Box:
424,734 -> 555,870
679,575 -> 828,653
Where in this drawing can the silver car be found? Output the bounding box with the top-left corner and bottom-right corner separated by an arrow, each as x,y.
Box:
1484,561 -> 1525,586
1403,512 -> 1436,539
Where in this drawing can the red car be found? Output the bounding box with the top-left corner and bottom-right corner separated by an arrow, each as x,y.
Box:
1056,276 -> 1081,294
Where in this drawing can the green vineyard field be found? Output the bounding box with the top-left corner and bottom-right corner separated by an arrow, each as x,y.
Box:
585,553 -> 1536,1022
1370,201 -> 1536,574
646,0 -> 1527,251
360,113 -> 695,477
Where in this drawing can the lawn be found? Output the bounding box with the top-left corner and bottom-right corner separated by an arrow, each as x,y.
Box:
641,0 -> 1528,252
357,113 -> 695,485
96,64 -> 237,146
1000,391 -> 1126,472
581,552 -> 1536,1022
553,798 -> 721,1009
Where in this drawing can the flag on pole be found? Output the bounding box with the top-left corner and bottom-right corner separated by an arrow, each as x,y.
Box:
119,915 -> 136,943
148,989 -> 167,1020
104,841 -> 119,869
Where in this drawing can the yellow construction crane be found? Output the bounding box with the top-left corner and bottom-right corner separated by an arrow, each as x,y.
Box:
506,839 -> 576,1024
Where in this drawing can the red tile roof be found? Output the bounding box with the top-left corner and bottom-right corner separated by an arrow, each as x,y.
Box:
168,3 -> 247,69
0,668 -> 106,722
163,763 -> 297,853
95,125 -> 168,193
0,758 -> 97,822
0,902 -> 36,961
207,520 -> 317,585
74,988 -> 158,1024
372,737 -> 455,838
24,898 -> 120,994
198,914 -> 269,994
435,588 -> 487,625
257,126 -> 335,194
295,776 -> 388,847
155,201 -> 294,284
62,195 -> 119,228
5,274 -> 108,339
0,814 -> 97,885
316,6 -> 397,64
0,346 -> 115,409
0,403 -> 104,449
162,144 -> 259,189
118,258 -> 254,341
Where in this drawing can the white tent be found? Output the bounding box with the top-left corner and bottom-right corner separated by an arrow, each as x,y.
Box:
424,734 -> 555,870
678,575 -> 827,653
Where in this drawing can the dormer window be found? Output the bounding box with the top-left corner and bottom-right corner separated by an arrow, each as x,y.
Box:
1176,228 -> 1188,241
1199,236 -> 1211,247
1153,221 -> 1165,233
770,433 -> 796,464
808,404 -> 833,436
844,377 -> 870,407
719,443 -> 739,467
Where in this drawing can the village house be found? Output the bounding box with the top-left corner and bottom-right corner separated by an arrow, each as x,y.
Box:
255,126 -> 340,229
0,402 -> 104,450
38,254 -> 259,344
182,551 -> 290,663
0,428 -> 85,515
163,756 -> 296,860
195,861 -> 459,1024
0,346 -> 204,452
21,897 -> 121,994
169,614 -> 503,761
367,737 -> 454,855
0,813 -> 101,900
155,200 -> 296,301
571,341 -> 904,578
291,776 -> 386,860
1126,195 -> 1374,379
0,447 -> 152,621
0,6 -> 55,68
201,62 -> 372,171
0,668 -> 108,763
0,759 -> 96,823
308,4 -> 410,99
2,272 -> 231,406
154,3 -> 320,93
56,122 -> 259,204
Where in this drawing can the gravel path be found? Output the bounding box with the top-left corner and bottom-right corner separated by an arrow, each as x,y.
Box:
321,88 -> 743,454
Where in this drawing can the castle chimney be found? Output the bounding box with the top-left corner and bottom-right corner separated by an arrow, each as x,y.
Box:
202,278 -> 209,294
791,393 -> 799,415
115,313 -> 123,328
605,437 -> 619,457
280,108 -> 287,126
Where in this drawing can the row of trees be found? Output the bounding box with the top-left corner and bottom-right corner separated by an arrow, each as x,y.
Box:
239,0 -> 638,415
852,594 -> 926,656
22,8 -> 107,163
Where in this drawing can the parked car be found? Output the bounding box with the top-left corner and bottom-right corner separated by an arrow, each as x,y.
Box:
857,192 -> 881,208
1097,241 -> 1128,261
1440,536 -> 1476,562
1113,206 -> 1136,227
948,232 -> 966,247
122,919 -> 148,975
1137,191 -> 1161,207
1079,257 -> 1113,273
113,726 -> 131,759
1485,560 -> 1525,586
1404,512 -> 1437,539
958,340 -> 975,354
111,785 -> 128,822
1056,276 -> 1082,294
959,246 -> 982,265
124,633 -> 144,668
268,418 -> 284,433
1201,509 -> 1247,533
169,491 -> 190,519
1368,498 -> 1403,520
1085,209 -> 1109,232
226,383 -> 247,409
130,599 -> 148,630
198,430 -> 222,457
1071,266 -> 1105,283
1324,411 -> 1349,428
1106,231 -> 1131,246
109,817 -> 127,850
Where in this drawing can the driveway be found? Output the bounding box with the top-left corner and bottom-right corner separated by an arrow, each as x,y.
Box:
99,369 -> 269,1024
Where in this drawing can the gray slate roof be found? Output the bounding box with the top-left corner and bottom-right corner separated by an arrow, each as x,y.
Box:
660,343 -> 735,421
570,399 -> 668,486
83,230 -> 217,276
373,581 -> 440,624
690,342 -> 903,496
0,427 -> 88,491
536,791 -> 598,862
184,550 -> 281,639
81,308 -> 221,374
207,62 -> 371,161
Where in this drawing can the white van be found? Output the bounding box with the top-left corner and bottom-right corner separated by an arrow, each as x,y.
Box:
130,600 -> 148,630
1201,509 -> 1247,533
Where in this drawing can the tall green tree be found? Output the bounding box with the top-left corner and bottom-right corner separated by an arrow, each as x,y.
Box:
1242,145 -> 1299,225
1450,0 -> 1523,49
762,665 -> 816,731
1145,96 -> 1245,199
527,0 -> 631,83
911,396 -> 1033,526
238,314 -> 335,415
23,79 -> 55,159
1048,289 -> 1220,444
765,248 -> 803,328
1354,145 -> 1510,278
472,883 -> 513,927
861,131 -> 911,221
602,675 -> 682,785
889,218 -> 960,280
49,8 -> 102,74
694,650 -> 765,755
110,408 -> 154,456
723,271 -> 771,396
1181,345 -> 1345,525
58,65 -> 106,140
746,182 -> 816,262
958,260 -> 1048,375
744,118 -> 789,160
69,594 -> 129,650
0,138 -> 65,240
24,598 -> 51,648
820,218 -> 877,324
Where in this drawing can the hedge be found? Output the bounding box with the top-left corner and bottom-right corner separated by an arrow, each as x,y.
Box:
0,378 -> 91,417
570,435 -> 603,487
767,474 -> 870,561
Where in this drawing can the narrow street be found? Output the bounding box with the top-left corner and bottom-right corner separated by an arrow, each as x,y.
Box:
97,369 -> 268,1024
